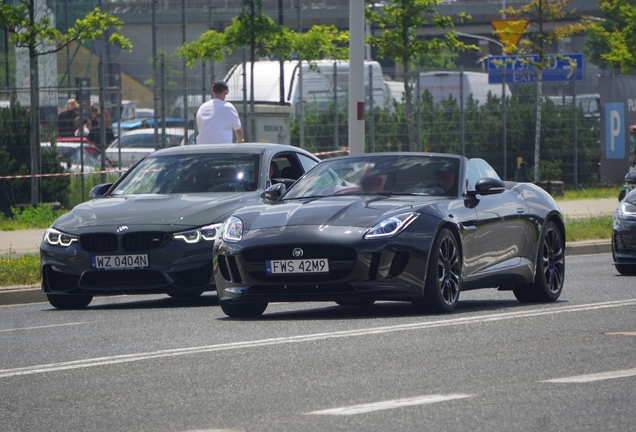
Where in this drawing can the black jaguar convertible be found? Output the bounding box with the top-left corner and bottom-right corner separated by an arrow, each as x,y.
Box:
214,153 -> 566,317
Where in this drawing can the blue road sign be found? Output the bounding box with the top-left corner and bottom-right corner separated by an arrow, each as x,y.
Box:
488,53 -> 584,84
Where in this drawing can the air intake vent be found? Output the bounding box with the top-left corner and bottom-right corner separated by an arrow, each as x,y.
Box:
80,234 -> 117,252
123,232 -> 169,251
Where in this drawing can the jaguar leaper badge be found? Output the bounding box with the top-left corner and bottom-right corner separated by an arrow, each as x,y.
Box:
292,248 -> 303,257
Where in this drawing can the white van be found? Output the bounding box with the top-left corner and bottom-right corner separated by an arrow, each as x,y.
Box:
417,71 -> 510,108
222,60 -> 387,111
171,94 -> 212,120
547,93 -> 600,119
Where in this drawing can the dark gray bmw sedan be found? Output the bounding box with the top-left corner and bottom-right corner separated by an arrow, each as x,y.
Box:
40,143 -> 319,309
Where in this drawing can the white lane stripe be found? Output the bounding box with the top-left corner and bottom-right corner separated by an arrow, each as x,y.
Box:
306,394 -> 472,415
541,368 -> 636,383
1,299 -> 635,379
0,322 -> 89,333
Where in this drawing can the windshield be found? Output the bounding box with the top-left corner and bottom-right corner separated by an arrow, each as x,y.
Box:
111,153 -> 261,195
283,155 -> 461,199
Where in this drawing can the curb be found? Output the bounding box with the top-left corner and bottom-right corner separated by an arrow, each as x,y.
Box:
0,241 -> 613,307
0,287 -> 47,307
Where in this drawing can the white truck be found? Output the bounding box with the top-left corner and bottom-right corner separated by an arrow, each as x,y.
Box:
411,71 -> 510,108
222,60 -> 388,112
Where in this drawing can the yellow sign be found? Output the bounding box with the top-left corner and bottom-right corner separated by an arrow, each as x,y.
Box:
492,18 -> 529,49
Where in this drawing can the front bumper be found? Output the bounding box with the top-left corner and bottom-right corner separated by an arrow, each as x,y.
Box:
612,216 -> 636,264
40,237 -> 215,296
214,224 -> 434,304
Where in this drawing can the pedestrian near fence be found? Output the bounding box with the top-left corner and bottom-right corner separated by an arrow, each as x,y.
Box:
196,81 -> 244,144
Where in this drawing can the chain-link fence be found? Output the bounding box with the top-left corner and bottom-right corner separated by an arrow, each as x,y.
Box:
0,0 -> 607,207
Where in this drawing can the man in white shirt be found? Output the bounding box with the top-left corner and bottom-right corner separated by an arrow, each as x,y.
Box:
196,81 -> 244,144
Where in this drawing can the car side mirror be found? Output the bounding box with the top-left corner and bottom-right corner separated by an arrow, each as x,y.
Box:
89,183 -> 113,198
467,178 -> 506,197
264,183 -> 286,201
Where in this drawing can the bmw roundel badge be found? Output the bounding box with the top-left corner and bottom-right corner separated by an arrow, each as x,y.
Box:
117,225 -> 129,233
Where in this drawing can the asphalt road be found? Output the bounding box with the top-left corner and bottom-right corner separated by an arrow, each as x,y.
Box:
1,252 -> 635,432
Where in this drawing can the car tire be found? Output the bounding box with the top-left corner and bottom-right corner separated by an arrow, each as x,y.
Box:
513,221 -> 565,303
46,294 -> 93,310
413,227 -> 461,313
619,189 -> 627,202
614,264 -> 636,276
167,291 -> 204,299
335,300 -> 375,307
220,300 -> 268,318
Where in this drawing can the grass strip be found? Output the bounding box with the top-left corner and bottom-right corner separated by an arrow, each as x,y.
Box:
565,216 -> 612,242
0,253 -> 40,287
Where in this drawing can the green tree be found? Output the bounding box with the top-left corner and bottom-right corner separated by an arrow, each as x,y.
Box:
584,0 -> 636,73
178,1 -> 348,140
365,0 -> 475,151
0,2 -> 131,206
497,0 -> 586,182
179,0 -> 293,139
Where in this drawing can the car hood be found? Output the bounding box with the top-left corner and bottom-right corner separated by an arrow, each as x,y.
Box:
54,192 -> 261,233
236,196 -> 446,230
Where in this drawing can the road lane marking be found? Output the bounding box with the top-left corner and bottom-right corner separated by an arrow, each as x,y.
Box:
541,368 -> 636,383
306,394 -> 472,415
606,331 -> 636,336
0,322 -> 89,333
1,299 -> 636,379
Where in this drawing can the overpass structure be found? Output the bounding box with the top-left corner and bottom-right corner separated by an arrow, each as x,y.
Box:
101,0 -> 602,104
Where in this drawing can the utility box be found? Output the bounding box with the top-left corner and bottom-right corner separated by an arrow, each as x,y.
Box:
238,104 -> 294,145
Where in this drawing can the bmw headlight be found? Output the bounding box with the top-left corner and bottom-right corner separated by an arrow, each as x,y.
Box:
44,227 -> 78,247
618,201 -> 636,220
173,223 -> 222,244
364,212 -> 419,239
223,216 -> 243,243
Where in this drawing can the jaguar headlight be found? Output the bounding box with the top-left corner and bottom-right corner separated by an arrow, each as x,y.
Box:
173,223 -> 222,244
223,216 -> 243,243
618,201 -> 636,220
364,212 -> 419,239
44,227 -> 78,247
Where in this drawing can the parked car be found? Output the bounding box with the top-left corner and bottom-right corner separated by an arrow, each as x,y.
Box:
214,153 -> 566,317
40,143 -> 321,309
612,187 -> 636,275
59,146 -> 105,175
112,117 -> 185,136
105,128 -> 194,168
41,137 -> 97,160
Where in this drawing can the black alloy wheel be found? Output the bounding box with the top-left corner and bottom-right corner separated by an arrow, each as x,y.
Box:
414,227 -> 461,313
335,300 -> 376,307
167,290 -> 204,299
513,220 -> 565,302
614,263 -> 636,276
219,300 -> 268,318
46,294 -> 93,310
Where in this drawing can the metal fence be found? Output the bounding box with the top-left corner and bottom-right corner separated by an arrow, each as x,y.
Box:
0,0 -> 607,207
